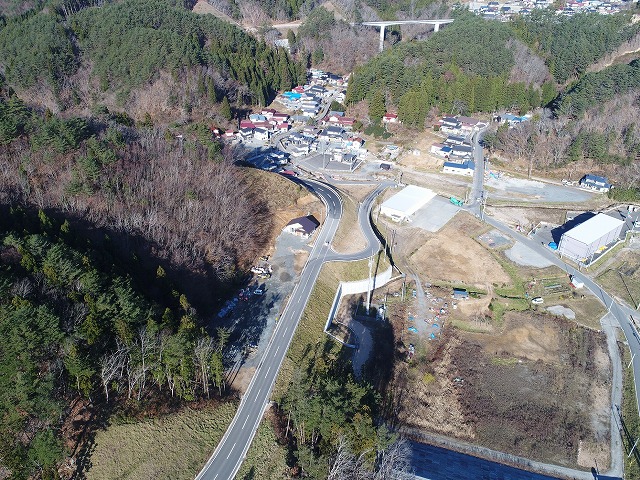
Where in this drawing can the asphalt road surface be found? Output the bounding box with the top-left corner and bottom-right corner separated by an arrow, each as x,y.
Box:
195,179 -> 343,480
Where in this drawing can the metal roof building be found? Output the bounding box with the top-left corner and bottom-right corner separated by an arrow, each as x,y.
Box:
558,213 -> 624,263
379,185 -> 436,222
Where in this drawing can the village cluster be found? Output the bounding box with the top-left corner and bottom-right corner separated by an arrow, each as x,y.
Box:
469,0 -> 628,19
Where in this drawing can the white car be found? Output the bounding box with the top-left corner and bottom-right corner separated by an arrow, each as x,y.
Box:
531,297 -> 544,304
254,288 -> 264,296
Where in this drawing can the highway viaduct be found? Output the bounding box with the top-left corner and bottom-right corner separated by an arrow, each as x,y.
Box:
358,19 -> 454,51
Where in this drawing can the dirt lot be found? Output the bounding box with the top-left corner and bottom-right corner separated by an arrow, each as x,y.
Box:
406,213 -> 511,288
486,206 -> 569,231
393,311 -> 612,469
385,207 -> 613,470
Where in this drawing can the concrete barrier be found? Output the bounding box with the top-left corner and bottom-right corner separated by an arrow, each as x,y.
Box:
324,266 -> 394,332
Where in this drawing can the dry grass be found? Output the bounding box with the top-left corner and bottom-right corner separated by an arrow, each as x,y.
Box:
237,411 -> 288,480
86,403 -> 237,480
331,190 -> 368,254
596,249 -> 640,309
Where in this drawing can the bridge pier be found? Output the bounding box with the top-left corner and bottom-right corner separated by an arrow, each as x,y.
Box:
434,22 -> 440,32
379,25 -> 385,52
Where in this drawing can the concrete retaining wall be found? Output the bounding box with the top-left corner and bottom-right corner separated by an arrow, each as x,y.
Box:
324,266 -> 394,332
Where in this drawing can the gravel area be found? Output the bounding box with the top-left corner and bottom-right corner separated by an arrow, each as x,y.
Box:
486,175 -> 595,203
546,305 -> 576,319
410,196 -> 460,232
505,241 -> 555,268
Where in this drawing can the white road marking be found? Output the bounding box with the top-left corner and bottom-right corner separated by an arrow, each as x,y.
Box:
243,416 -> 249,428
227,443 -> 236,459
275,346 -> 279,354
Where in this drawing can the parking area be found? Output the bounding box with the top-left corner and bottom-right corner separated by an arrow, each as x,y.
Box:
214,231 -> 311,372
298,152 -> 362,172
409,196 -> 460,232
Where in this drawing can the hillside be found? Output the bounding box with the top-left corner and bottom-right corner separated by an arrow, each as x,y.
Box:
0,0 -> 306,120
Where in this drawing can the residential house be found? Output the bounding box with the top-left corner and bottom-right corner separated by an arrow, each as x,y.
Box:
253,128 -> 270,141
443,160 -> 475,177
239,127 -> 254,139
579,174 -> 612,192
383,112 -> 399,124
445,135 -> 467,146
451,144 -> 473,157
283,215 -> 320,238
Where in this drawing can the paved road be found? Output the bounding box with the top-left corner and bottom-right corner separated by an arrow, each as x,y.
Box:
195,179 -> 343,480
465,131 -> 628,478
325,180 -> 393,261
469,128 -> 486,209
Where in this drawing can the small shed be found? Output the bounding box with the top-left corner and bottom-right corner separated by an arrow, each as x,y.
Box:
452,288 -> 469,299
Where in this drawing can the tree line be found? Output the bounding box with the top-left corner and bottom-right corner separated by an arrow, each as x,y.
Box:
0,207 -> 226,479
276,338 -> 413,478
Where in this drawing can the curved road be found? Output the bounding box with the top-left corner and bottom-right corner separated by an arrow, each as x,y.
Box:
195,178 -> 386,480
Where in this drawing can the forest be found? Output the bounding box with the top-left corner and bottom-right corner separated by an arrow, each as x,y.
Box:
345,10 -> 640,125
0,0 -> 306,115
0,205 -> 228,479
0,69 -> 300,475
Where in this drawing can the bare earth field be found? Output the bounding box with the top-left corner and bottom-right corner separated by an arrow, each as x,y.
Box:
394,312 -> 611,470
389,209 -> 612,471
408,213 -> 511,288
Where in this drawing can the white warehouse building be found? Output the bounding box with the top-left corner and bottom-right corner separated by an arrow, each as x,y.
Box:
379,185 -> 436,222
558,213 -> 624,263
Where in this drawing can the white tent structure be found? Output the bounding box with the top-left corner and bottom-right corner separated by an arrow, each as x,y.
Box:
558,213 -> 624,263
379,185 -> 436,222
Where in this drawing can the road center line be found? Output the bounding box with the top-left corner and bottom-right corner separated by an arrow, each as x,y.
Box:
226,443 -> 236,459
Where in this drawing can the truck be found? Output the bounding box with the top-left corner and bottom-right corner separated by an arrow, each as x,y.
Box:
450,196 -> 464,207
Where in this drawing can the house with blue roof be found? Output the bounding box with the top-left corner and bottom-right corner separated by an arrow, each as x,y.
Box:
579,174 -> 612,192
443,160 -> 475,177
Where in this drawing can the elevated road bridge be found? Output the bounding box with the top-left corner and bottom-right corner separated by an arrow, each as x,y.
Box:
358,19 -> 454,51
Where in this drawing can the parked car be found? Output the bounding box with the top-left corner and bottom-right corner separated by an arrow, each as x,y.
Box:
254,288 -> 264,296
531,297 -> 544,304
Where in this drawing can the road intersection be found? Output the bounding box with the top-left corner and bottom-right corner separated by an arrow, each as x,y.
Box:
195,178 -> 388,480
198,128 -> 638,480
